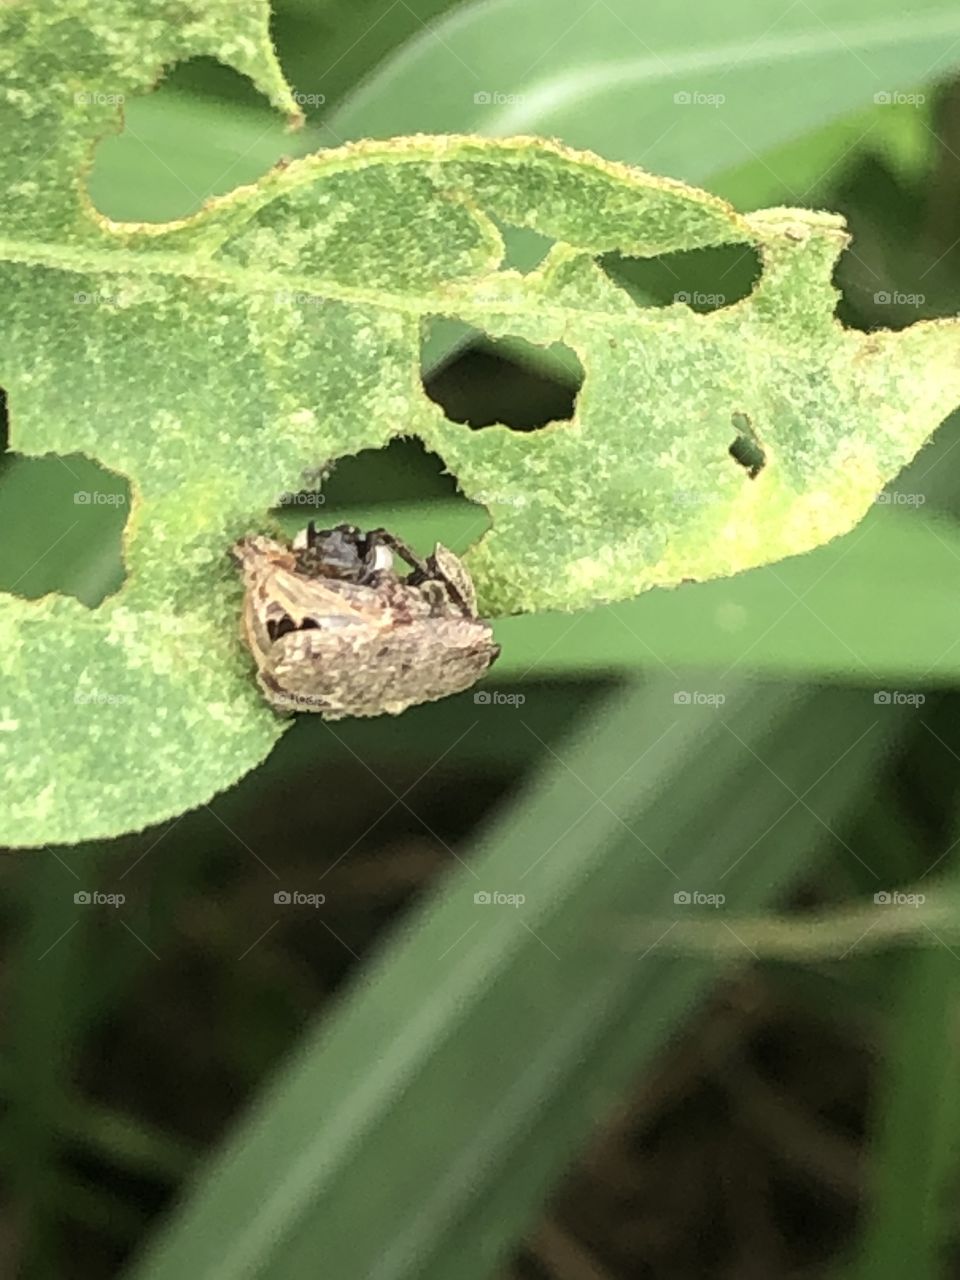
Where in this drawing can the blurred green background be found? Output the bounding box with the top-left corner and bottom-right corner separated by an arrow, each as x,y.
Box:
4,1 -> 960,1277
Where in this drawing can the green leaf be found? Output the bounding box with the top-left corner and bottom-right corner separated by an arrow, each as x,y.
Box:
3,3 -> 959,845
327,0 -> 960,380
850,944 -> 960,1280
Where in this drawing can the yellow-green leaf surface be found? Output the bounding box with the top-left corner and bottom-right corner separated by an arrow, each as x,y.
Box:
2,1 -> 960,845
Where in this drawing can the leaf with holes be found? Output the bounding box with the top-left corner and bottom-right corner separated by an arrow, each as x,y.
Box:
2,1 -> 960,845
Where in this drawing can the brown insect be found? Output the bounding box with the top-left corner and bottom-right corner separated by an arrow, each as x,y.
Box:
231,523 -> 500,719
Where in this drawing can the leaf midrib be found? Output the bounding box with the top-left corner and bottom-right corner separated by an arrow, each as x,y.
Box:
0,236 -> 760,326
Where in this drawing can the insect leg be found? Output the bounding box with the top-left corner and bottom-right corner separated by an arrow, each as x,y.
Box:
364,528 -> 431,577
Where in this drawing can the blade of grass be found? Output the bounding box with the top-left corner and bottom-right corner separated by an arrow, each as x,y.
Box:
1,853 -> 93,1274
849,939 -> 960,1280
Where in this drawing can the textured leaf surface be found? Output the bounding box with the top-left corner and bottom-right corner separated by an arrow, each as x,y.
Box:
2,2 -> 960,844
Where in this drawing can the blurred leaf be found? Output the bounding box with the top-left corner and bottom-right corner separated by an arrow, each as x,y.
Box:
271,0 -> 466,127
711,99 -> 934,212
328,0 -> 960,386
0,854 -> 92,1267
851,943 -> 960,1280
327,0 -> 960,175
125,678 -> 900,1280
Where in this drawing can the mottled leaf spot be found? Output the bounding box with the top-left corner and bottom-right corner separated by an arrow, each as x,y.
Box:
87,58 -> 301,223
0,427 -> 129,606
422,331 -> 584,432
599,244 -> 762,313
728,412 -> 766,479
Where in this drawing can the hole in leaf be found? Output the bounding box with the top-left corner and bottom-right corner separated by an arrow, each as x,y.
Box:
422,329 -> 584,431
0,413 -> 129,606
599,244 -> 762,312
271,439 -> 489,558
490,216 -> 557,273
272,439 -> 465,518
728,412 -> 766,478
87,57 -> 302,223
818,79 -> 960,333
